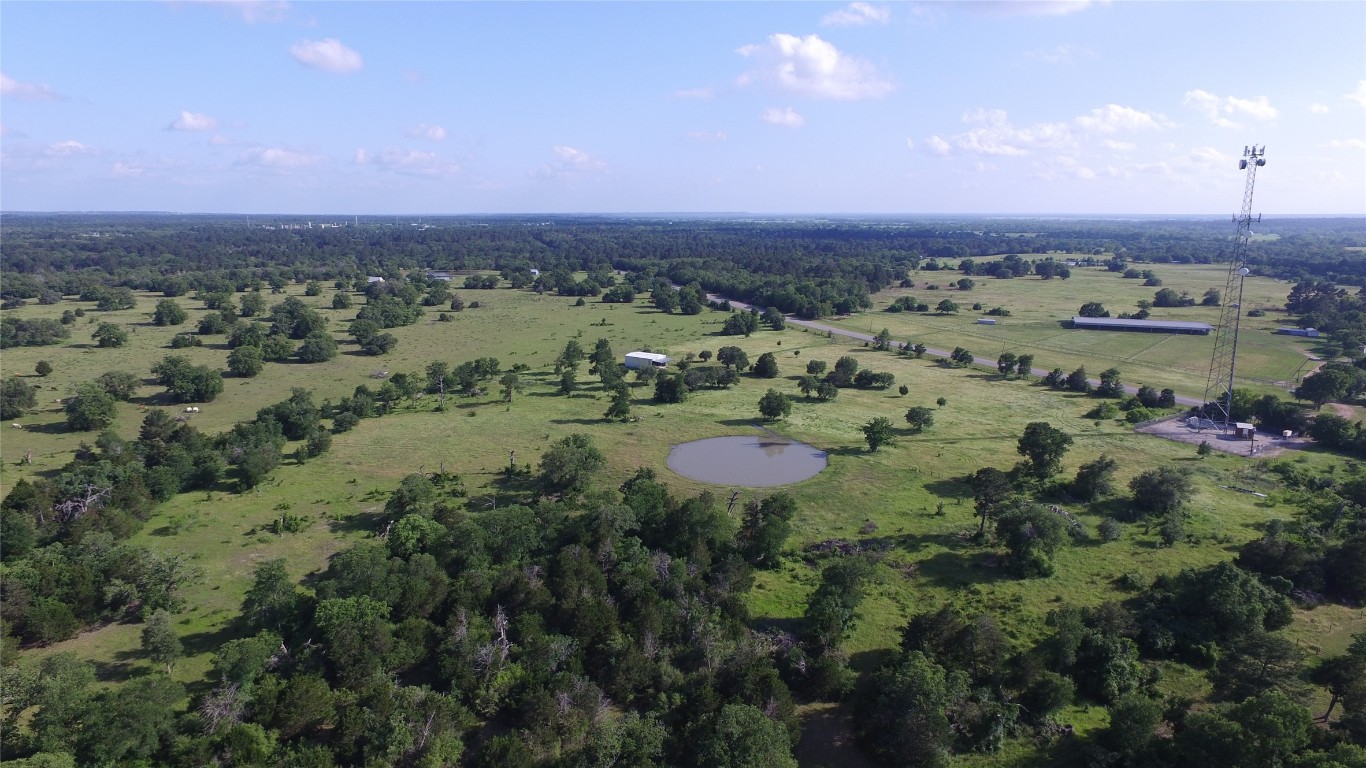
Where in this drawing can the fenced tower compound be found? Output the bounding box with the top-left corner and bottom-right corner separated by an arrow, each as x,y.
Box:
1201,145 -> 1267,431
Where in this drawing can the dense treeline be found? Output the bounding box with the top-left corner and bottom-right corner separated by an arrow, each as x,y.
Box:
4,214 -> 1361,320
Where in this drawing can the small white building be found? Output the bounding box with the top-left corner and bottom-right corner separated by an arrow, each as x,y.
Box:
366,276 -> 385,284
529,268 -> 540,277
624,351 -> 670,370
976,318 -> 997,325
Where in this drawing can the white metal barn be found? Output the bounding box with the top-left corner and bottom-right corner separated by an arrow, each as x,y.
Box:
624,352 -> 669,370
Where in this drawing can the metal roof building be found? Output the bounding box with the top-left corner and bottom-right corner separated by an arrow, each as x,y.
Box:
1070,316 -> 1214,335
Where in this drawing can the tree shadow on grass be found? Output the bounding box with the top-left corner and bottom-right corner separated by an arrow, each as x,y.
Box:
923,477 -> 972,500
17,421 -> 70,435
915,549 -> 1004,589
549,417 -> 608,426
91,658 -> 139,685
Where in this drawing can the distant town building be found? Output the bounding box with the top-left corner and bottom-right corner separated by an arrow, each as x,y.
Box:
1070,316 -> 1213,335
426,270 -> 455,281
1276,327 -> 1320,337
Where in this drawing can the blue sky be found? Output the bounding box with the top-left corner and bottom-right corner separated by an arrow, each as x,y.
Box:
2,1 -> 1363,215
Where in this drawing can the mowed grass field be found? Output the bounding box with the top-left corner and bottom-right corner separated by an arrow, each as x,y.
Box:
825,260 -> 1323,401
3,282 -> 1362,763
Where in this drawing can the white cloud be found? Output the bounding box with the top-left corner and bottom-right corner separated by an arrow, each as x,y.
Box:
48,140 -> 97,157
1075,104 -> 1171,134
964,0 -> 1106,17
1,72 -> 60,101
930,108 -> 1073,156
535,145 -> 609,179
905,137 -> 914,151
821,2 -> 891,27
1102,139 -> 1136,151
289,38 -> 363,74
736,33 -> 893,100
1310,103 -> 1330,114
685,130 -> 728,142
761,107 -> 805,128
238,146 -> 324,168
1345,80 -> 1366,107
1184,89 -> 1278,128
405,123 -> 447,141
355,147 -> 458,176
187,0 -> 291,23
1024,44 -> 1095,64
1328,138 -> 1366,150
673,86 -> 716,99
170,111 -> 218,132
111,161 -> 146,178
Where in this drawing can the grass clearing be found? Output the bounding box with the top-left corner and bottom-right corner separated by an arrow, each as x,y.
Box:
827,261 -> 1321,401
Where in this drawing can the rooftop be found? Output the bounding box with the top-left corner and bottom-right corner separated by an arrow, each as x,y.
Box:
1071,316 -> 1213,332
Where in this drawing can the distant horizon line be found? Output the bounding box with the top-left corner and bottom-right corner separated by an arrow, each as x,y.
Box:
3,210 -> 1363,219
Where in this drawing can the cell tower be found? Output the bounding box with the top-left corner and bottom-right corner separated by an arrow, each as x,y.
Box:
1201,145 -> 1267,431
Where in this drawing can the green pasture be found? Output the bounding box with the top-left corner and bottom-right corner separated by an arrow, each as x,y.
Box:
3,282 -> 1362,761
827,260 -> 1322,401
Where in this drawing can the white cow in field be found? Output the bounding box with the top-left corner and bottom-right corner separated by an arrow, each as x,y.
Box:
183,406 -> 201,414
10,423 -> 21,429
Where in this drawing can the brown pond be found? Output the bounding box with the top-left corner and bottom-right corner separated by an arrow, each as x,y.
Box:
666,434 -> 828,487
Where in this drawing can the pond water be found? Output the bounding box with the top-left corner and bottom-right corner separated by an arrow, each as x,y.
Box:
667,433 -> 828,487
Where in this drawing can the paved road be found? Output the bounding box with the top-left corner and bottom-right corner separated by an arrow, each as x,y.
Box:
704,292 -> 1206,407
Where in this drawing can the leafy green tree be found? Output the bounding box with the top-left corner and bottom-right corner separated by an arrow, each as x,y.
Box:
65,382 -> 117,431
905,406 -> 935,432
1097,368 -> 1124,398
1015,354 -> 1034,378
239,291 -> 267,317
35,360 -> 52,377
758,389 -> 791,420
152,299 -> 187,326
1100,694 -> 1162,763
862,416 -> 895,452
296,330 -> 337,363
737,493 -> 797,568
1066,366 -> 1091,393
314,595 -> 394,687
242,558 -> 299,631
828,355 -> 858,387
140,609 -> 181,672
1016,421 -> 1072,481
1,378 -> 38,420
996,504 -> 1068,577
803,556 -> 876,652
950,347 -> 974,367
1070,454 -> 1119,500
539,433 -> 606,495
936,298 -> 959,314
856,650 -> 959,768
806,359 -> 827,375
653,372 -> 687,404
1128,465 -> 1195,518
151,355 -> 223,402
816,381 -> 838,401
717,345 -> 749,370
1078,301 -> 1109,318
798,374 -> 819,397
972,467 -> 1015,537
75,675 -> 184,767
873,328 -> 893,351
499,371 -> 523,403
92,322 -> 128,348
996,352 -> 1017,376
227,345 -> 264,377
754,351 -> 779,378
692,704 -> 798,768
